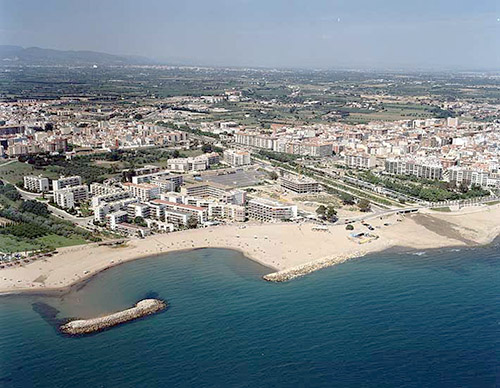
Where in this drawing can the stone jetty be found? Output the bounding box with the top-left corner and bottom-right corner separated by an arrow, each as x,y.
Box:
263,251 -> 364,282
60,299 -> 166,335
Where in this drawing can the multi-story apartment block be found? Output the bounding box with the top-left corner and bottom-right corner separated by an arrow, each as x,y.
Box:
385,158 -> 443,180
54,185 -> 89,209
91,190 -> 131,208
279,174 -> 320,194
445,166 -> 496,188
235,132 -> 276,149
344,153 -> 377,169
94,197 -> 138,222
23,175 -> 49,193
53,176 -> 82,191
166,153 -> 220,172
127,203 -> 151,220
247,198 -> 298,222
180,182 -> 246,205
123,183 -> 160,202
223,149 -> 251,166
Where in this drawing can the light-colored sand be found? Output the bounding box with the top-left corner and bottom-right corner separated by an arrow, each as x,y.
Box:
1,204 -> 499,292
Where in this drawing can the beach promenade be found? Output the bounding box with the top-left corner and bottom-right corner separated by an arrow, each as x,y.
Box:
1,204 -> 499,293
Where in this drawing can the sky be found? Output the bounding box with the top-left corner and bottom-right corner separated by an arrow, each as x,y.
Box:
1,0 -> 499,70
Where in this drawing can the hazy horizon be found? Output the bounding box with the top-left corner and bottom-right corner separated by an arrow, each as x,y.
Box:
1,0 -> 499,71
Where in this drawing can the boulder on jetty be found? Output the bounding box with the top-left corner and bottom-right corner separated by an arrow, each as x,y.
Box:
263,251 -> 363,282
60,299 -> 166,335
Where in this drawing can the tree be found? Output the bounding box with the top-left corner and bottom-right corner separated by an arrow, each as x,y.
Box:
316,205 -> 327,217
187,216 -> 198,229
357,199 -> 371,212
134,113 -> 143,120
340,193 -> 355,205
133,216 -> 147,227
269,171 -> 279,180
346,224 -> 354,230
201,144 -> 213,153
326,205 -> 337,221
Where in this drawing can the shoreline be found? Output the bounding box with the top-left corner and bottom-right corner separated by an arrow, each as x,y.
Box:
1,204 -> 499,294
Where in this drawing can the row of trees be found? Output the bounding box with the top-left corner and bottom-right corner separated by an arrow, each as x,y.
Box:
359,171 -> 490,202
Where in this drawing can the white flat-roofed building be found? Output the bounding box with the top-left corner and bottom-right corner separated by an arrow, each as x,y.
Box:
105,210 -> 128,230
344,153 -> 377,169
223,149 -> 251,166
53,176 -> 82,191
247,198 -> 297,222
90,183 -> 122,196
385,157 -> 443,180
235,132 -> 276,149
180,182 -> 246,205
445,166 -> 495,188
166,152 -> 220,172
23,175 -> 49,193
123,182 -> 160,202
279,174 -> 320,194
127,203 -> 151,220
54,185 -> 89,209
113,222 -> 151,238
91,190 -> 131,208
150,199 -> 208,223
94,197 -> 138,223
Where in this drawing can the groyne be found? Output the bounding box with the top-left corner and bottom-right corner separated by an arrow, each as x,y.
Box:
263,251 -> 364,282
60,299 -> 166,335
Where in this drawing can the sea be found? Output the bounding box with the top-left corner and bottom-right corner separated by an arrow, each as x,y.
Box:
0,243 -> 499,388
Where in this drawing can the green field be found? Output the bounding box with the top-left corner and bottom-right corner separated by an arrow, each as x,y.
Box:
0,233 -> 88,254
0,161 -> 59,185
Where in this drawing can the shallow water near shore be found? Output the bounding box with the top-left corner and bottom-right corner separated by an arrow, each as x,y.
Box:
0,244 -> 499,387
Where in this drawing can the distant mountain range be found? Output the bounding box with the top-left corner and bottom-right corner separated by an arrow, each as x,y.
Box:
0,45 -> 156,65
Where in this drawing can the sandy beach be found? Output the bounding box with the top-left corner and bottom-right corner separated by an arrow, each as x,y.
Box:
1,204 -> 499,293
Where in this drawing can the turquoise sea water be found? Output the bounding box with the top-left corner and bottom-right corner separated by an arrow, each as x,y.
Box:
0,243 -> 499,387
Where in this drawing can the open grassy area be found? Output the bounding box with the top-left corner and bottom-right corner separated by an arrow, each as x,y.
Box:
431,207 -> 452,212
0,161 -> 59,184
0,234 -> 41,253
0,233 -> 88,254
36,234 -> 87,248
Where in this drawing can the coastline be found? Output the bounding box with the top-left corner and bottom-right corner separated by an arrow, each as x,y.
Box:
1,204 -> 499,294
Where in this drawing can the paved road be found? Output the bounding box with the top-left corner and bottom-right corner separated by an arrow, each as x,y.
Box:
14,186 -> 94,228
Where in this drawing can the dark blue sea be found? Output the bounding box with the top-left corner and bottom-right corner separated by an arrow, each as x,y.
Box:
0,243 -> 499,388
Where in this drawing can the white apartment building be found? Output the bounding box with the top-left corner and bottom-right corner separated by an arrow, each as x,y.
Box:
54,185 -> 89,209
223,149 -> 251,166
235,132 -> 276,149
23,175 -> 49,192
247,198 -> 298,222
91,190 -> 131,208
166,153 -> 220,172
94,197 -> 138,222
123,183 -> 160,202
180,182 -> 246,205
52,176 -> 82,191
90,183 -> 122,196
445,166 -> 497,188
279,174 -> 320,194
385,158 -> 443,180
344,153 -> 377,169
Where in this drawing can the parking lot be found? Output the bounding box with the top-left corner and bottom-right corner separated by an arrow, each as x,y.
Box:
202,170 -> 267,188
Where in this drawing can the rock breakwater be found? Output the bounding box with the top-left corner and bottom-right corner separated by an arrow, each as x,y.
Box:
60,299 -> 166,335
263,251 -> 364,282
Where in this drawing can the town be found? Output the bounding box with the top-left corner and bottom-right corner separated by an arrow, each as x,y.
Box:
0,67 -> 499,261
